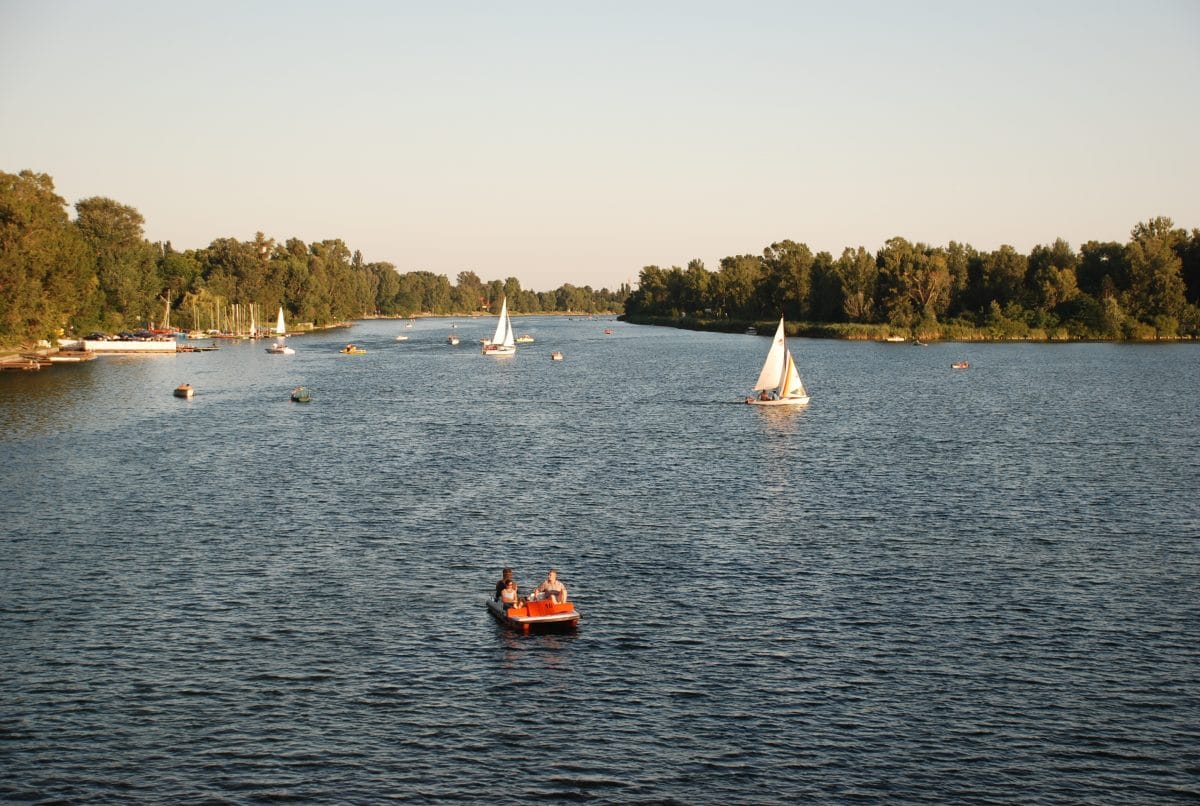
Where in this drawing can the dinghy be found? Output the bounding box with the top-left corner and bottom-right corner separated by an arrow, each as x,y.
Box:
745,317 -> 810,406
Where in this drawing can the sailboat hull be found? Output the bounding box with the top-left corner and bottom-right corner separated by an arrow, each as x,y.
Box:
483,345 -> 516,356
746,395 -> 810,406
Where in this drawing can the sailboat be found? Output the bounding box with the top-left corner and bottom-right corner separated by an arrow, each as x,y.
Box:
745,317 -> 810,406
482,297 -> 516,356
265,306 -> 295,354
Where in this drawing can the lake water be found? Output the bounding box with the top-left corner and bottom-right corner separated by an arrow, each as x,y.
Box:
2,317 -> 1198,803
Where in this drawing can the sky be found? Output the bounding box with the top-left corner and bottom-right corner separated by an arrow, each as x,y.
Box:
2,1 -> 1198,292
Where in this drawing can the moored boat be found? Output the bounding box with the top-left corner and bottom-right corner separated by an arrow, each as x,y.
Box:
551,351 -> 564,361
486,598 -> 580,633
290,386 -> 312,403
952,361 -> 969,369
339,344 -> 367,354
174,383 -> 194,399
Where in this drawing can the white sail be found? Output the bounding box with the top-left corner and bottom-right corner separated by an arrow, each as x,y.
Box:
490,297 -> 516,348
491,298 -> 509,345
275,306 -> 286,336
778,350 -> 807,398
753,317 -> 789,391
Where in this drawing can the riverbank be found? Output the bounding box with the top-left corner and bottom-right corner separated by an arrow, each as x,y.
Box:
619,313 -> 1195,342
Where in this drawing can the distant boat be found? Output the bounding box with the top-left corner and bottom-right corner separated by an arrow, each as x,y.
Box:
290,386 -> 311,403
745,326 -> 757,335
447,334 -> 460,346
482,297 -> 516,356
885,335 -> 906,342
339,344 -> 366,354
174,383 -> 194,399
515,334 -> 534,343
405,320 -> 414,329
551,351 -> 564,361
395,334 -> 409,341
745,317 -> 810,406
603,328 -> 613,335
952,361 -> 970,369
266,307 -> 294,353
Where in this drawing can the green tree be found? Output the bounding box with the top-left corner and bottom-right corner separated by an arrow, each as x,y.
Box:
1027,238 -> 1079,313
0,170 -> 94,344
1125,217 -> 1187,322
761,240 -> 813,320
716,254 -> 765,319
75,196 -> 158,328
835,246 -> 877,322
453,270 -> 485,312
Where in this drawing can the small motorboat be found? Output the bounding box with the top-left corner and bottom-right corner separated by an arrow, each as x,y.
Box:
603,328 -> 613,335
515,334 -> 534,343
487,597 -> 580,633
395,334 -> 409,341
550,351 -> 564,361
952,361 -> 970,369
290,386 -> 311,403
339,344 -> 367,354
266,341 -> 295,355
173,383 -> 194,399
447,335 -> 460,346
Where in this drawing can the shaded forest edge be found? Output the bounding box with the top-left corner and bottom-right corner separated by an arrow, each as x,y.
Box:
622,219 -> 1200,341
0,170 -> 627,348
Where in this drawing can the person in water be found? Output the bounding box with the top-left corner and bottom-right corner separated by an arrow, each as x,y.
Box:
494,567 -> 514,601
531,569 -> 567,603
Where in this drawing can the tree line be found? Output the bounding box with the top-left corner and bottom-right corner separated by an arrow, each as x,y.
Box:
624,219 -> 1200,340
0,170 -> 627,346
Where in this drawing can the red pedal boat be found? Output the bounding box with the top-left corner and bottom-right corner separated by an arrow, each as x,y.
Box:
487,598 -> 580,633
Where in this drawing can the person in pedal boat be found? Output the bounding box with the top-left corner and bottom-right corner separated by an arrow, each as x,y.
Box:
499,579 -> 521,607
530,569 -> 568,603
494,567 -> 514,601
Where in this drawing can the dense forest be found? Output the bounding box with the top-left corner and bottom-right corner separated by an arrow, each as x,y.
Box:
0,170 -> 627,347
625,219 -> 1200,340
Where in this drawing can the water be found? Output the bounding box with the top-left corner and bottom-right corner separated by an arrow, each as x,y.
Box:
2,319 -> 1198,804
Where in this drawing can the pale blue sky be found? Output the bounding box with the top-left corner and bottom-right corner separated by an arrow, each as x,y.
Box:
3,0 -> 1197,291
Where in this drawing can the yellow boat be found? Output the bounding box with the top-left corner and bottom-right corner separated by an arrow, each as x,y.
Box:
339,344 -> 367,355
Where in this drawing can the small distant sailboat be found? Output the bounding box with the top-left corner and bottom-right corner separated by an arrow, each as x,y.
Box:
266,306 -> 294,354
482,297 -> 516,356
745,317 -> 810,406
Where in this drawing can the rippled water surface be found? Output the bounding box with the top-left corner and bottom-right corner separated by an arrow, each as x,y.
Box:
2,318 -> 1198,803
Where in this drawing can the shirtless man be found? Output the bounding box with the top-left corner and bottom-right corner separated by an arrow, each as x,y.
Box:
531,569 -> 568,603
